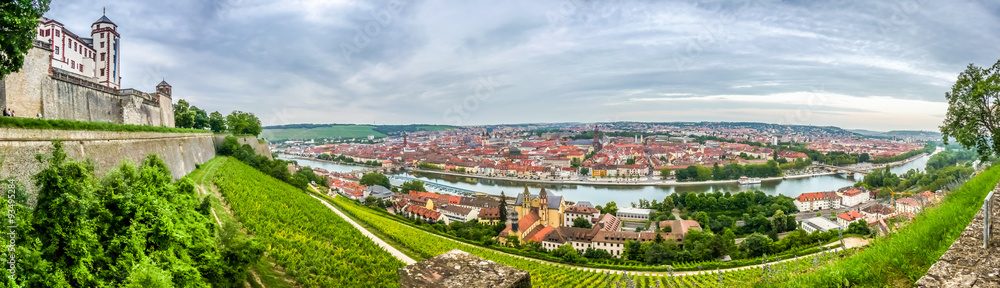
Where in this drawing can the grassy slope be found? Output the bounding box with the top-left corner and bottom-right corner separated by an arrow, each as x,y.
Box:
186,157 -> 296,288
781,165 -> 1000,287
212,158 -> 404,287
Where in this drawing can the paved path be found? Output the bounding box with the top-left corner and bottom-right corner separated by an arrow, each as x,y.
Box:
307,185 -> 417,265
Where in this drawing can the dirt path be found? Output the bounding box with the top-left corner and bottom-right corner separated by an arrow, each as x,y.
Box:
306,186 -> 416,265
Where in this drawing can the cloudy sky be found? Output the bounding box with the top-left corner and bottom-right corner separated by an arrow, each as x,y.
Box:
43,0 -> 1000,131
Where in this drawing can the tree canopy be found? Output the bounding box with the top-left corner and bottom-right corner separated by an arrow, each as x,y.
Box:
7,141 -> 262,287
359,173 -> 391,189
941,59 -> 1000,160
0,0 -> 50,78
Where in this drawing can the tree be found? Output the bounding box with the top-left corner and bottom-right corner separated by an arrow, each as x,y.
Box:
695,211 -> 710,228
192,106 -> 209,129
771,210 -> 787,233
623,240 -> 642,261
359,173 -> 391,189
498,191 -> 508,224
552,243 -> 581,262
941,59 -> 1000,160
226,110 -> 263,136
572,217 -> 593,228
209,111 -> 227,133
601,201 -> 618,216
846,221 -> 871,236
661,195 -> 675,213
0,0 -> 50,78
400,180 -> 427,192
740,233 -> 773,257
583,247 -> 613,259
174,99 -> 195,128
660,167 -> 671,179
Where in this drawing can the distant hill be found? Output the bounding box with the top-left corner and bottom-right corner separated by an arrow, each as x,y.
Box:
848,129 -> 941,140
261,124 -> 456,141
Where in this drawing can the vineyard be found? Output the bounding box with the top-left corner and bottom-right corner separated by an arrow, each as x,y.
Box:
323,193 -> 850,287
214,159 -> 405,287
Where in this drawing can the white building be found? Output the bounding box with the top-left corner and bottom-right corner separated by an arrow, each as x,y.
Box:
794,192 -> 841,212
438,205 -> 479,223
836,210 -> 865,228
563,205 -> 600,227
840,188 -> 868,207
36,13 -> 121,89
894,198 -> 922,216
616,207 -> 653,221
801,217 -> 842,233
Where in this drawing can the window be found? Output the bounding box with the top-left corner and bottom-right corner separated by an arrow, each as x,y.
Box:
38,29 -> 42,36
79,66 -> 83,72
100,68 -> 104,76
71,60 -> 75,67
55,30 -> 60,37
54,47 -> 59,55
100,53 -> 105,61
100,42 -> 104,48
101,33 -> 104,38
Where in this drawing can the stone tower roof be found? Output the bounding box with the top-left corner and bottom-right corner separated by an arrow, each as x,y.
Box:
95,15 -> 115,25
157,80 -> 171,87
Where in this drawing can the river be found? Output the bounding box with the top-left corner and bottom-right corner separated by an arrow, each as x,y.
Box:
282,156 -> 939,205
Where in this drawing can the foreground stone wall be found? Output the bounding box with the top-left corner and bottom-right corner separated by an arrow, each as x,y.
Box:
917,182 -> 1000,287
0,128 -> 217,206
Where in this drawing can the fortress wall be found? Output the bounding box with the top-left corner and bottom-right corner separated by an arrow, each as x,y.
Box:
2,46 -> 173,127
213,134 -> 274,160
49,79 -> 122,122
0,128 -> 217,206
0,47 -> 51,116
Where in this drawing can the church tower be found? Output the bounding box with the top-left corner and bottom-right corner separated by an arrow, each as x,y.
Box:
538,188 -> 548,224
521,186 -> 530,210
91,10 -> 120,89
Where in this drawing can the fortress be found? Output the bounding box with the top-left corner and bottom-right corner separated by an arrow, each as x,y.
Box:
0,13 -> 175,127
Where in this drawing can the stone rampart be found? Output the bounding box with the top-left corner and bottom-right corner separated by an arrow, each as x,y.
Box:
0,128 -> 217,206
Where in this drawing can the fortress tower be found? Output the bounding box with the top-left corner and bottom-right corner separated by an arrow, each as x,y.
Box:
91,12 -> 120,89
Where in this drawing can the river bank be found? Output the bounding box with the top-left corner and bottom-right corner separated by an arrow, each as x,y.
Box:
406,168 -> 841,187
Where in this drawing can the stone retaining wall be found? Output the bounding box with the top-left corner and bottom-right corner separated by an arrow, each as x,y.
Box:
917,183 -> 1000,287
0,128 -> 217,207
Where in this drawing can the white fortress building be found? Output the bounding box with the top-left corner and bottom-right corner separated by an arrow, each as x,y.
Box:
37,14 -> 121,89
1,12 -> 174,127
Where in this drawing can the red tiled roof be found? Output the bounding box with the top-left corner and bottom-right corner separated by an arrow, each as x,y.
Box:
565,205 -> 600,214
796,191 -> 839,202
843,189 -> 864,197
837,210 -> 864,221
525,225 -> 554,243
406,205 -> 442,220
518,208 -> 540,230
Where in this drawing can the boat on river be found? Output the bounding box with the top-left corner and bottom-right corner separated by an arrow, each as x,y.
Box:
738,176 -> 762,185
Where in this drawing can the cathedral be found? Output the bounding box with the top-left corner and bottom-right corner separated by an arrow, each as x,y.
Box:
499,187 -> 566,243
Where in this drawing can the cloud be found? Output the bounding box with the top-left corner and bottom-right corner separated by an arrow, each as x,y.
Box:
39,0 -> 1000,131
